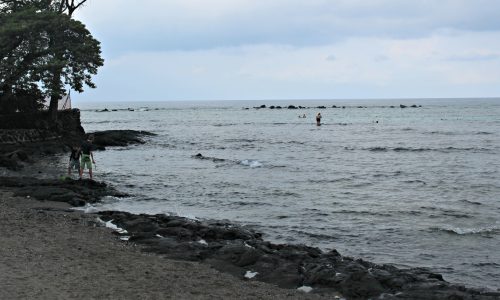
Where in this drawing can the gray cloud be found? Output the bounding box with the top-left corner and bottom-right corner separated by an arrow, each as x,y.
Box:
76,0 -> 500,56
445,53 -> 500,61
374,55 -> 389,62
325,54 -> 336,61
70,1 -> 500,101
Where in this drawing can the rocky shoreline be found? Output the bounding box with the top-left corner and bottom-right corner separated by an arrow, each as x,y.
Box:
0,112 -> 499,299
0,177 -> 127,207
0,125 -> 324,299
97,211 -> 500,299
1,191 -> 320,300
2,172 -> 499,299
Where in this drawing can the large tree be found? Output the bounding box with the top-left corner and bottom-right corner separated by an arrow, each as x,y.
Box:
0,0 -> 103,117
0,7 -> 46,112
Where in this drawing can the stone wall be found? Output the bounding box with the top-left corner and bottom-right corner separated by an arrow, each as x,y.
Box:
0,109 -> 85,145
0,129 -> 60,145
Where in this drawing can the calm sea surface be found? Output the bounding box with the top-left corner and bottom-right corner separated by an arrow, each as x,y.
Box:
76,99 -> 500,289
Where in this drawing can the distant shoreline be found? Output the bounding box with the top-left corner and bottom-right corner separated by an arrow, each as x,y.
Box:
74,97 -> 500,107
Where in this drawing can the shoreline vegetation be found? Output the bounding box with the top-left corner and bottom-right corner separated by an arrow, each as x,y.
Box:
0,110 -> 499,299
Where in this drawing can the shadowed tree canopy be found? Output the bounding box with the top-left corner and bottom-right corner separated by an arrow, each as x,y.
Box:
0,0 -> 103,115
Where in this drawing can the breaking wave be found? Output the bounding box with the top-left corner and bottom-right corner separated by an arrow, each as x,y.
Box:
240,159 -> 263,168
431,225 -> 500,236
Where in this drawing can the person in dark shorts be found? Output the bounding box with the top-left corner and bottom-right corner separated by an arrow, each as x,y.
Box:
68,145 -> 81,178
316,112 -> 322,126
80,135 -> 96,180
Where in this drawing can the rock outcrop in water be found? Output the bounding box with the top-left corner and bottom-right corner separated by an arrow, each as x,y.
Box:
192,153 -> 227,162
98,211 -> 499,300
91,130 -> 156,150
243,104 -> 423,110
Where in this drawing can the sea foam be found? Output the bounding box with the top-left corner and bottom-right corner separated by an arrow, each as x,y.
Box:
240,159 -> 263,168
97,218 -> 128,234
433,225 -> 500,235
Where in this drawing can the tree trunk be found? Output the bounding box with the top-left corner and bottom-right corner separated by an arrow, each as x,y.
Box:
49,93 -> 59,121
49,68 -> 62,121
0,84 -> 16,114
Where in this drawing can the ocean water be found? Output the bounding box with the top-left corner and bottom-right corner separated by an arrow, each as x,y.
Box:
76,99 -> 500,290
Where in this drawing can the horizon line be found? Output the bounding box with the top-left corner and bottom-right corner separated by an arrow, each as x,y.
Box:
73,96 -> 500,103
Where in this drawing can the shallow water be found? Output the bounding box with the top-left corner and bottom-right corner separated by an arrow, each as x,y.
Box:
75,99 -> 500,289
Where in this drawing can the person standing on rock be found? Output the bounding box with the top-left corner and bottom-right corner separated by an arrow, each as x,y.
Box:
316,112 -> 322,126
80,135 -> 96,180
68,145 -> 81,179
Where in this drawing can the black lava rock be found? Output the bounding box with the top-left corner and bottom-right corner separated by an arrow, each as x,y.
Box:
0,177 -> 127,206
91,130 -> 156,150
96,211 -> 500,299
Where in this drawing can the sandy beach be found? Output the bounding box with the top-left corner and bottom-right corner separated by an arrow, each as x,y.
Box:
0,190 -> 325,300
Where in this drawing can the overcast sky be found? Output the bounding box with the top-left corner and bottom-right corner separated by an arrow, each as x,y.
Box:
74,0 -> 500,102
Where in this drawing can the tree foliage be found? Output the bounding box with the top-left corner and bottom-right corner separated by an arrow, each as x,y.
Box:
0,0 -> 102,115
0,0 -> 88,16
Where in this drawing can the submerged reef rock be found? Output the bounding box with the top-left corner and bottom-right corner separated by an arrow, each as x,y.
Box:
192,153 -> 227,162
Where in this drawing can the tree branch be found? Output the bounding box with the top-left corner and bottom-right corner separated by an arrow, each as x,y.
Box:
73,0 -> 87,11
58,0 -> 65,13
65,0 -> 86,16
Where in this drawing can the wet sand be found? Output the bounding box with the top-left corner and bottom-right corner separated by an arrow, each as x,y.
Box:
0,190 -> 325,300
